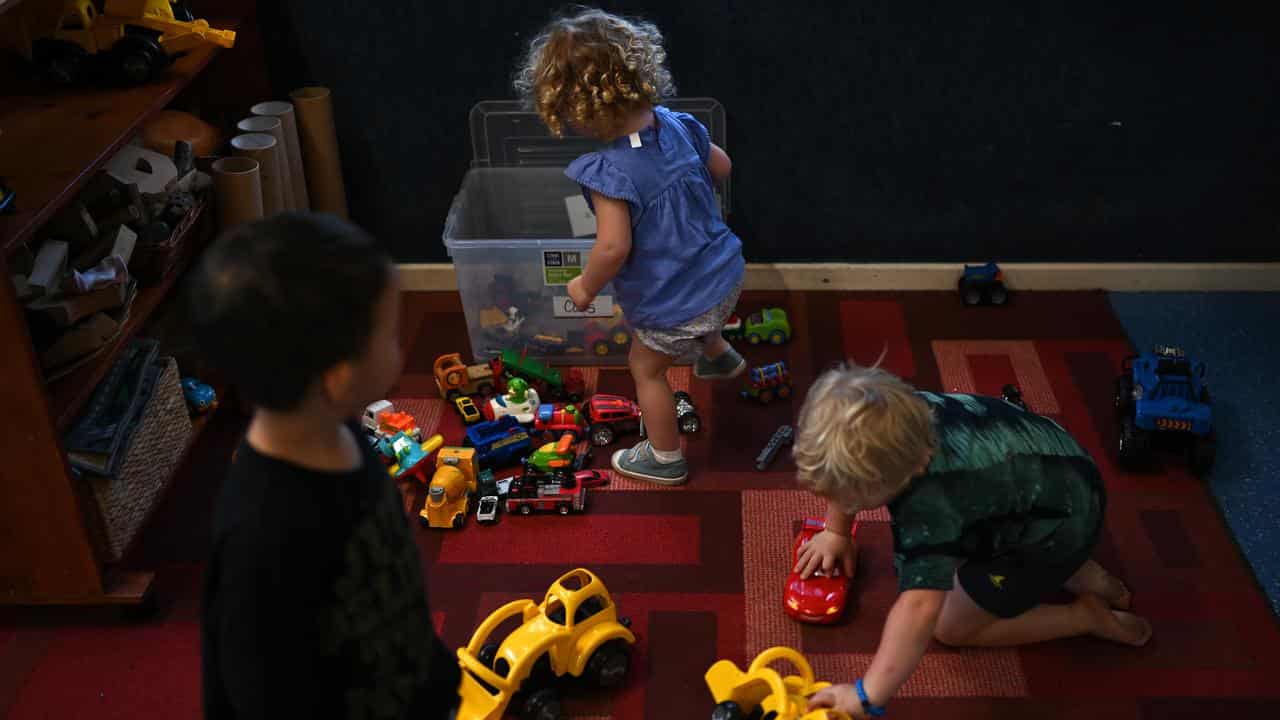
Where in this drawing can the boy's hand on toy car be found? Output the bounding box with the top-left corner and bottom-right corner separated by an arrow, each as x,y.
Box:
567,276 -> 595,311
808,683 -> 868,717
795,529 -> 855,580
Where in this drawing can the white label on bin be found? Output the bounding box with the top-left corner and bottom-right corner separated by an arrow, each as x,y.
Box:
553,295 -> 614,318
565,195 -> 597,237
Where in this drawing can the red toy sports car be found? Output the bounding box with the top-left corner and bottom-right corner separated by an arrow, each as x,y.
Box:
574,469 -> 611,489
784,517 -> 859,624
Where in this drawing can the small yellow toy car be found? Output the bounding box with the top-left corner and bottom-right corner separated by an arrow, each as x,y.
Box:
454,395 -> 481,424
705,647 -> 851,720
456,568 -> 635,720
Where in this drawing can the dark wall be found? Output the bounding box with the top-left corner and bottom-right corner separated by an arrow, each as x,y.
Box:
257,1 -> 1278,261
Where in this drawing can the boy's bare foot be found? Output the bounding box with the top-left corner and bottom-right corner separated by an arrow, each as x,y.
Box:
1065,560 -> 1132,610
1078,593 -> 1152,647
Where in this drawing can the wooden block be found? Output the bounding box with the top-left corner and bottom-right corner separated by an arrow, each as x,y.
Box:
48,202 -> 98,245
41,313 -> 119,370
28,282 -> 128,327
27,240 -> 69,293
11,275 -> 35,303
110,225 -> 137,266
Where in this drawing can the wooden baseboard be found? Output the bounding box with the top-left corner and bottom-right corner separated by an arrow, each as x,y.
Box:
399,262 -> 1280,292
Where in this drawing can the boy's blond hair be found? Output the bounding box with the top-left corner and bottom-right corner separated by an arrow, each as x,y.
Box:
793,363 -> 938,510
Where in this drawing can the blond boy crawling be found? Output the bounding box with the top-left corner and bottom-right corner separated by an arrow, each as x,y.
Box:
792,364 -> 1151,717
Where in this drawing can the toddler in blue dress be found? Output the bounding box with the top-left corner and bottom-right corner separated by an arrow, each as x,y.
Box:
516,8 -> 746,485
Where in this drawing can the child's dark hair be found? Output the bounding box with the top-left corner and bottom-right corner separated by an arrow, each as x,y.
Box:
190,213 -> 390,411
515,7 -> 675,139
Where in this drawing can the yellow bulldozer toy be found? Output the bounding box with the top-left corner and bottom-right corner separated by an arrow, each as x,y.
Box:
3,0 -> 235,85
704,647 -> 852,720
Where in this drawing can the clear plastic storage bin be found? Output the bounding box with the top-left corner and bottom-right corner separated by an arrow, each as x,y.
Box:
444,99 -> 727,364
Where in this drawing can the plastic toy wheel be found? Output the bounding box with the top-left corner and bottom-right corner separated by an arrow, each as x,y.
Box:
417,515 -> 429,528
477,642 -> 500,669
959,279 -> 982,306
557,503 -> 570,516
590,424 -> 615,446
33,38 -> 88,86
1114,375 -> 1133,414
519,504 -> 533,516
452,514 -> 464,529
678,413 -> 701,434
989,282 -> 1008,305
585,640 -> 631,688
112,35 -> 164,84
769,330 -> 787,345
1190,433 -> 1216,477
613,330 -> 630,346
1117,416 -> 1149,467
747,333 -> 762,345
777,383 -> 793,400
711,701 -> 748,720
593,341 -> 611,356
520,687 -> 561,720
757,388 -> 775,404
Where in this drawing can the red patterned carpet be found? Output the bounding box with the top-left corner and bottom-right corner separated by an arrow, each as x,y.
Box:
3,290 -> 1279,719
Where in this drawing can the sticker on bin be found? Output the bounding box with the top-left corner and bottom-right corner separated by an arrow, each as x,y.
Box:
543,250 -> 586,286
565,194 -> 597,238
553,295 -> 614,318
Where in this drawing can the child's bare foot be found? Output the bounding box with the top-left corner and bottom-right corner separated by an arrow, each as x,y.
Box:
1065,560 -> 1132,610
1078,593 -> 1152,647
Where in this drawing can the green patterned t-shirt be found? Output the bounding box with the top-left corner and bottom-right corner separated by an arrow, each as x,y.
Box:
887,393 -> 1104,592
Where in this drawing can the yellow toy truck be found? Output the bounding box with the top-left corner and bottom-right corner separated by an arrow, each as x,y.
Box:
5,0 -> 236,85
456,568 -> 635,720
705,647 -> 852,720
419,447 -> 477,529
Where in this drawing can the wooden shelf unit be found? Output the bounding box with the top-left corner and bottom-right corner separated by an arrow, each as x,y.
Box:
0,6 -> 260,606
0,39 -> 223,257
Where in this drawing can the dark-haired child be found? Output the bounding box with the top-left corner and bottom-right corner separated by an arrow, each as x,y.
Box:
194,214 -> 459,719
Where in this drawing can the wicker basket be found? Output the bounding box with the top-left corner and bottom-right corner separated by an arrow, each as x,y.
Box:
86,357 -> 193,561
131,192 -> 211,286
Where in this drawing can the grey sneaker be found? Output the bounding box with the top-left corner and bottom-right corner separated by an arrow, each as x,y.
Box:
694,346 -> 746,380
611,440 -> 688,485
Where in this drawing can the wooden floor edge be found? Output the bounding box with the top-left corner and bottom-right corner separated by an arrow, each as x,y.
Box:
399,262 -> 1280,292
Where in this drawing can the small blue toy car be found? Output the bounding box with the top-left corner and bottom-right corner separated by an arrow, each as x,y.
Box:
1114,345 -> 1214,475
181,377 -> 218,414
958,261 -> 1009,306
464,415 -> 533,470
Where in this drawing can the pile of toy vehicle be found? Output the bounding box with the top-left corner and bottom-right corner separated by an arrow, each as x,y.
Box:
358,344 -> 707,529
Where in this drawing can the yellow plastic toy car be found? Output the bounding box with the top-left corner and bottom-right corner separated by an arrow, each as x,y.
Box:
705,647 -> 851,720
455,395 -> 482,424
456,568 -> 635,720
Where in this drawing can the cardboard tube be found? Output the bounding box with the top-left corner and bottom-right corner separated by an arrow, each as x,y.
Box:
251,100 -> 310,211
211,156 -> 263,229
289,86 -> 348,218
236,116 -> 295,211
230,133 -> 285,217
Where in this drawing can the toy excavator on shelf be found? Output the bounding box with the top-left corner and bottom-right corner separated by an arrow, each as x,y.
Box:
4,0 -> 236,85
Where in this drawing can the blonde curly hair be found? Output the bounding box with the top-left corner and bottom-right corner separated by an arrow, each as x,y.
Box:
793,363 -> 938,511
515,8 -> 676,139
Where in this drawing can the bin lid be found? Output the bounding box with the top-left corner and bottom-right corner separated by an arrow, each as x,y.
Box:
469,98 -> 730,213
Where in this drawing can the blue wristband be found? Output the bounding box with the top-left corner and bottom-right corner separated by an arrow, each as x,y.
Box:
855,678 -> 887,717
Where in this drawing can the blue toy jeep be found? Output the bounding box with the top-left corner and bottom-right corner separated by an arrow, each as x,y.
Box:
958,262 -> 1009,306
1114,345 -> 1214,475
463,415 -> 533,470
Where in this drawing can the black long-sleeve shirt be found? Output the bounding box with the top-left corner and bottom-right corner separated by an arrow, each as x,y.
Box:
202,425 -> 459,719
